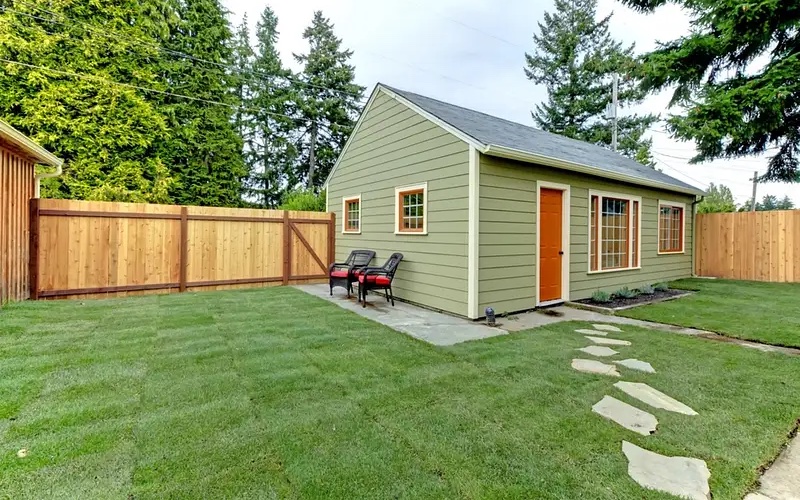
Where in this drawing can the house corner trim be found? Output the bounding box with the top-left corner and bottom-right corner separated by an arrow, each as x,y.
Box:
468,145 -> 480,319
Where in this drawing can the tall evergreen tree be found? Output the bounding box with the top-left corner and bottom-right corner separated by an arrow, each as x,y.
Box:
232,14 -> 254,144
0,0 -> 175,201
621,0 -> 800,183
293,11 -> 364,188
160,0 -> 246,206
524,0 -> 656,164
245,6 -> 297,207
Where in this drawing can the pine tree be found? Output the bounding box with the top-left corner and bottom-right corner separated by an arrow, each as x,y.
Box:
245,6 -> 297,208
160,0 -> 246,207
232,14 -> 254,145
293,11 -> 365,189
524,0 -> 656,164
622,0 -> 800,182
0,0 -> 175,202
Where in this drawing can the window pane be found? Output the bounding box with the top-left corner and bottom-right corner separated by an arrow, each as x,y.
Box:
659,205 -> 683,252
600,197 -> 629,269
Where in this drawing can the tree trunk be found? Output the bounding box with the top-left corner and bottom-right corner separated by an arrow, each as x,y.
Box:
307,121 -> 318,188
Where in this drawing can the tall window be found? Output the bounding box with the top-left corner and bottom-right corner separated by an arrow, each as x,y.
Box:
589,192 -> 641,272
396,184 -> 427,234
658,202 -> 685,253
342,195 -> 361,234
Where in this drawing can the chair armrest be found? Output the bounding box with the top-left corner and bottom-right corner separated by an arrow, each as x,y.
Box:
328,262 -> 351,273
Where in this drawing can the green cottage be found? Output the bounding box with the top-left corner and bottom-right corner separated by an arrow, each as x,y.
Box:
323,84 -> 704,319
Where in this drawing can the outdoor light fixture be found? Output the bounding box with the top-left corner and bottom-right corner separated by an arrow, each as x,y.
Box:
485,307 -> 496,327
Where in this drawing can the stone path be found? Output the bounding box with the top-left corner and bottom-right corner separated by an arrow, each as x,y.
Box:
585,336 -> 631,346
592,396 -> 657,436
613,359 -> 656,374
570,324 -> 710,498
571,359 -> 620,377
623,441 -> 711,500
615,381 -> 697,416
576,345 -> 618,357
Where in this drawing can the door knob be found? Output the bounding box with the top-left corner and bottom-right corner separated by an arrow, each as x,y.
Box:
559,251 -> 564,255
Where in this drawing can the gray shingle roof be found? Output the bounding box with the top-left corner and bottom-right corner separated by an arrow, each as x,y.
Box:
382,84 -> 703,195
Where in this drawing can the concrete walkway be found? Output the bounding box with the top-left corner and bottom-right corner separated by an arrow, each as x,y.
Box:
504,307 -> 800,356
295,284 -> 507,346
744,433 -> 800,500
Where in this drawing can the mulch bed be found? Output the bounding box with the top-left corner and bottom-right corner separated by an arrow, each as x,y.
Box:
574,289 -> 689,309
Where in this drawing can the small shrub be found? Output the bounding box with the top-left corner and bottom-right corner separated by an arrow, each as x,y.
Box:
653,282 -> 669,292
614,286 -> 639,299
279,189 -> 326,212
639,284 -> 655,295
591,290 -> 612,304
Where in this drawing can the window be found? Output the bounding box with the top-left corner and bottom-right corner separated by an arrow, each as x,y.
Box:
589,192 -> 641,272
658,201 -> 685,253
342,195 -> 361,234
395,183 -> 427,234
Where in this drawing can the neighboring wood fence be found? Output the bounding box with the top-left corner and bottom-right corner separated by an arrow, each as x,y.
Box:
30,199 -> 334,299
1,147 -> 35,303
695,210 -> 800,282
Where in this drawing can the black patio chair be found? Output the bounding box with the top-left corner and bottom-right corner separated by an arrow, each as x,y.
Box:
328,249 -> 376,298
357,253 -> 403,308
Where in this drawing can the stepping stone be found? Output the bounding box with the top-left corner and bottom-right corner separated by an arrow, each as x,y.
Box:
593,324 -> 622,332
585,336 -> 631,346
576,345 -> 618,357
615,381 -> 698,416
571,359 -> 620,377
614,359 -> 656,373
575,328 -> 608,336
622,441 -> 711,500
592,396 -> 657,435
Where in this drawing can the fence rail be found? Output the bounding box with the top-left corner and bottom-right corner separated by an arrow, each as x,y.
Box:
30,199 -> 334,299
695,210 -> 800,282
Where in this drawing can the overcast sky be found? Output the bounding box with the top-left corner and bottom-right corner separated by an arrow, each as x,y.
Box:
223,0 -> 799,205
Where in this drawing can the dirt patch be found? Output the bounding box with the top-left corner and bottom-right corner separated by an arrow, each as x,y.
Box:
574,289 -> 688,309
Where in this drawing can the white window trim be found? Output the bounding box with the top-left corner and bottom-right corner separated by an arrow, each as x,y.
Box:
657,199 -> 687,255
587,190 -> 642,274
394,183 -> 428,235
536,181 -> 571,306
341,194 -> 361,234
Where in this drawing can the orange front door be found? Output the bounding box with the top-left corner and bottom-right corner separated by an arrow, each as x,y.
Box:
539,188 -> 563,303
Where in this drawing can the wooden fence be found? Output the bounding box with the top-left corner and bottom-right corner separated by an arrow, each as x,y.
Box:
695,210 -> 800,282
30,199 -> 334,299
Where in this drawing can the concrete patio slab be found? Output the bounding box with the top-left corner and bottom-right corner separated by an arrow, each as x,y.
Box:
586,336 -> 631,346
592,396 -> 657,435
571,359 -> 621,377
614,359 -> 656,374
744,433 -> 800,500
623,441 -> 711,500
294,284 -> 507,346
576,345 -> 619,357
614,381 -> 697,416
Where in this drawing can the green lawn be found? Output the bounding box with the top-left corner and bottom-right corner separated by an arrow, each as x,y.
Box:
619,278 -> 800,348
1,287 -> 799,499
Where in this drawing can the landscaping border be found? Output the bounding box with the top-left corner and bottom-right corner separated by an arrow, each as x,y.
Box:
567,292 -> 695,314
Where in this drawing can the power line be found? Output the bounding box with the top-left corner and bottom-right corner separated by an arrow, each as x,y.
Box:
5,2 -> 368,102
651,153 -> 708,188
0,58 -> 306,121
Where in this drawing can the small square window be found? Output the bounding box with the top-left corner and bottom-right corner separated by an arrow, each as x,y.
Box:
342,196 -> 361,234
395,184 -> 427,234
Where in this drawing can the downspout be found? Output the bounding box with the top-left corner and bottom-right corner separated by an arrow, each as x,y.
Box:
691,195 -> 703,277
34,162 -> 63,198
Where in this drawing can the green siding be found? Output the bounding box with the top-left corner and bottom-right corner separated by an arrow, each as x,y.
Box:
326,91 -> 470,316
478,155 -> 695,313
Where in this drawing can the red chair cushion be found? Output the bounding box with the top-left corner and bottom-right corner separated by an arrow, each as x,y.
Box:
358,274 -> 391,286
329,270 -> 349,278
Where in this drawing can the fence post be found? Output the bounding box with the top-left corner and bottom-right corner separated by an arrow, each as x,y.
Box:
283,210 -> 290,285
179,206 -> 188,292
28,198 -> 40,300
328,212 -> 335,267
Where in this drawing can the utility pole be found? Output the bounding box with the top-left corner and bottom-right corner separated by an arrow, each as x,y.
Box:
606,73 -> 619,152
750,171 -> 759,212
